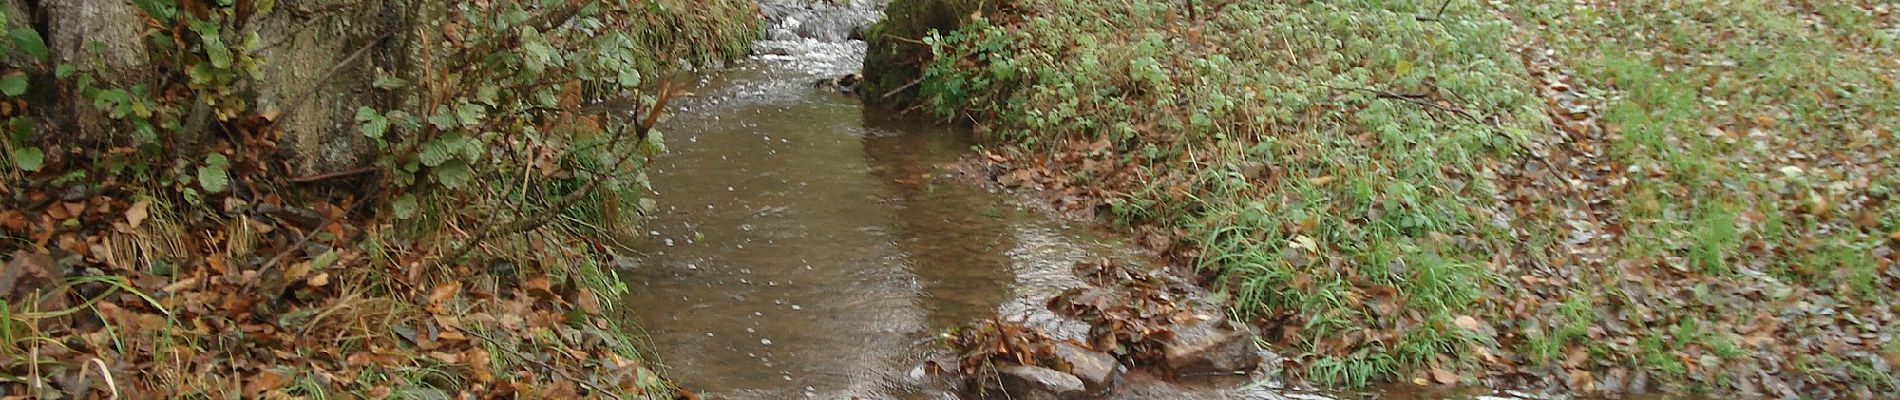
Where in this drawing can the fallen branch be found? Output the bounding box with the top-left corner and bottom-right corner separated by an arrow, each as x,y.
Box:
881,77 -> 925,100
882,34 -> 930,47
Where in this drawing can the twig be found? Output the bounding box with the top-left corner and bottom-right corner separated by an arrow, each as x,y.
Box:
466,329 -> 625,400
289,166 -> 379,184
434,81 -> 671,266
881,34 -> 930,47
445,0 -> 588,70
1417,0 -> 1452,21
1324,84 -> 1486,124
254,193 -> 374,278
881,77 -> 925,100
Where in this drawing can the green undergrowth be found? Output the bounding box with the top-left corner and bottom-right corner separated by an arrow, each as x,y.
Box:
0,0 -> 759,397
891,0 -> 1900,395
912,0 -> 1545,387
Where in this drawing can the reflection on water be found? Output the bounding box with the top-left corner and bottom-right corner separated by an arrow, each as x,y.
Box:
623,45 -> 1152,399
619,31 -> 1566,400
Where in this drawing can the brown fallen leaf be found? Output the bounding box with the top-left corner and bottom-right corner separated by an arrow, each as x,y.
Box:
1,250 -> 58,302
577,289 -> 602,315
523,277 -> 554,297
244,370 -> 286,396
125,200 -> 150,230
429,281 -> 463,305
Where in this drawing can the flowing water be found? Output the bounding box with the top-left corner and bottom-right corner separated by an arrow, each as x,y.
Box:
622,6 -> 1555,400
623,39 -> 1144,399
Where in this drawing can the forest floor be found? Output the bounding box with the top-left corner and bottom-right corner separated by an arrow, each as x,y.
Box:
905,0 -> 1900,397
0,1 -> 757,398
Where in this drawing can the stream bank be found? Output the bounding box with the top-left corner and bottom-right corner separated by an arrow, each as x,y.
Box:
865,0 -> 1900,398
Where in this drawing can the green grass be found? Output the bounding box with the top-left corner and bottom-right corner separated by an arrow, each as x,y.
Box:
890,0 -> 1900,394
910,0 -> 1545,387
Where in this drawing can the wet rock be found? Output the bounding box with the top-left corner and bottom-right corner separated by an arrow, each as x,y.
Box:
995,365 -> 1086,400
759,0 -> 886,43
1053,342 -> 1118,392
1162,317 -> 1262,377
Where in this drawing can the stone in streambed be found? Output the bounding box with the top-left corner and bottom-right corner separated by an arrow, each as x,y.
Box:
1162,317 -> 1263,377
1053,342 -> 1119,393
996,365 -> 1086,400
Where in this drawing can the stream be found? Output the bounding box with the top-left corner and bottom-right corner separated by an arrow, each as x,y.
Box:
622,37 -> 1143,398
622,4 -> 1536,400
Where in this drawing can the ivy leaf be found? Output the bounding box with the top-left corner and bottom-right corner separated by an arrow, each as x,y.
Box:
197,154 -> 231,193
431,160 -> 473,189
617,67 -> 640,88
454,102 -> 486,126
9,28 -> 47,60
355,107 -> 387,138
427,108 -> 457,129
11,145 -> 43,172
476,84 -> 500,106
419,138 -> 453,167
361,115 -> 388,139
204,36 -> 234,69
391,194 -> 419,219
372,73 -> 407,90
130,0 -> 178,20
0,72 -> 26,96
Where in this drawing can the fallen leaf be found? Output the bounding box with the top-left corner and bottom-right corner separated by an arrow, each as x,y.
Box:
307,272 -> 331,287
244,370 -> 286,396
429,281 -> 462,305
577,289 -> 602,315
1,251 -> 58,301
523,277 -> 553,297
125,200 -> 150,229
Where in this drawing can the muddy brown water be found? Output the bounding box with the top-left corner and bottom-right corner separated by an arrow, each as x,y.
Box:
622,40 -> 1128,399
620,40 -> 1553,400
